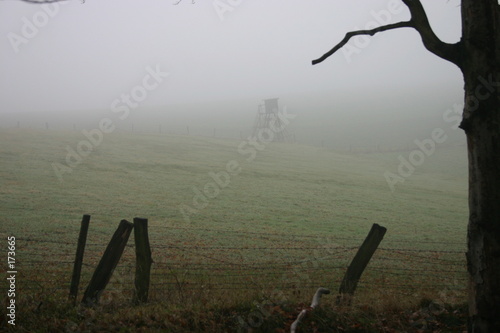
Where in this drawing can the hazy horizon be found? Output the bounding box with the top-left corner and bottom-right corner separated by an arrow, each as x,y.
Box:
1,0 -> 466,149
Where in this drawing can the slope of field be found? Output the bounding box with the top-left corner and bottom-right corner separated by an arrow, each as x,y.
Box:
0,128 -> 468,238
0,129 -> 468,331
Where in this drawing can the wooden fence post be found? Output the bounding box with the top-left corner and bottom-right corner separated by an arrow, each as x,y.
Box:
337,223 -> 387,305
69,214 -> 91,305
82,219 -> 134,306
133,217 -> 153,305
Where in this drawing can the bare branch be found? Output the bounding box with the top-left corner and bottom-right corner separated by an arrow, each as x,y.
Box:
290,287 -> 330,333
312,0 -> 463,69
401,0 -> 463,67
312,21 -> 414,65
173,0 -> 195,4
4,0 -> 69,3
310,287 -> 330,308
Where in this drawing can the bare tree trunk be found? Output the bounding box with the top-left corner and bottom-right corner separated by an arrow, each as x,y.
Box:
460,1 -> 500,331
463,79 -> 500,332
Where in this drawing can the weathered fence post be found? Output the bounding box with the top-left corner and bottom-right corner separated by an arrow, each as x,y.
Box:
133,217 -> 153,305
69,214 -> 91,305
337,223 -> 387,305
82,219 -> 134,306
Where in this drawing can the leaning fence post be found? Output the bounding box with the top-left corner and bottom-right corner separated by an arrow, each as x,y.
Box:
133,217 -> 153,305
82,219 -> 134,306
69,214 -> 91,305
337,223 -> 387,305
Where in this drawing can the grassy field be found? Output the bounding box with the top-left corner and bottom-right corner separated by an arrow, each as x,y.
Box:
0,128 -> 469,332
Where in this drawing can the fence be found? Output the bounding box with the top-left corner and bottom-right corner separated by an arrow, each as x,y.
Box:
10,218 -> 467,311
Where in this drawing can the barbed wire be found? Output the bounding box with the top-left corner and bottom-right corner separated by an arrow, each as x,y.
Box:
8,233 -> 467,301
149,225 -> 467,245
16,227 -> 467,246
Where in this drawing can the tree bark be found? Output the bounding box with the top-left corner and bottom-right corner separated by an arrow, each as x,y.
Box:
464,90 -> 500,332
460,1 -> 500,331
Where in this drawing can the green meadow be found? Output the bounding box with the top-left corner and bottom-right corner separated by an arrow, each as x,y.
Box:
0,128 -> 469,331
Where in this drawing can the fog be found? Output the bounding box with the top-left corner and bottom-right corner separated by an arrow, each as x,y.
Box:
0,0 -> 465,150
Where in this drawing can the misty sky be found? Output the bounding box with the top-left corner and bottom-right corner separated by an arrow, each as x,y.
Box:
0,0 -> 465,118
